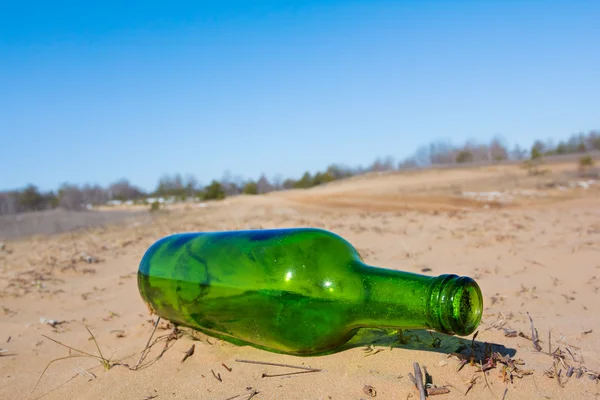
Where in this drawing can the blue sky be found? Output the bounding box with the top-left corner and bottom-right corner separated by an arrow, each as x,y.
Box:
1,0 -> 598,192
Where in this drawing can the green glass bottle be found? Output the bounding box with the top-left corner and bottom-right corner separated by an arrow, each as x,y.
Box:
137,228 -> 483,356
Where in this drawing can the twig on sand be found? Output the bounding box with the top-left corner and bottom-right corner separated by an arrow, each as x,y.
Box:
181,344 -> 195,363
409,362 -> 427,400
212,369 -> 222,382
427,387 -> 450,395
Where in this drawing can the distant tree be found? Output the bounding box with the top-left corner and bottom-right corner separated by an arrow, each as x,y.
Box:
18,184 -> 46,212
369,156 -> 396,172
429,141 -> 456,164
455,151 -> 474,163
80,184 -> 108,205
108,179 -> 145,201
256,174 -> 273,194
510,144 -> 527,160
155,174 -> 185,197
489,136 -> 509,161
397,157 -> 419,169
554,142 -> 568,155
282,179 -> 297,189
0,191 -> 20,215
578,155 -> 595,176
218,170 -> 241,196
293,172 -> 313,189
326,164 -> 353,180
222,182 -> 241,196
312,171 -> 334,186
203,180 -> 226,200
530,146 -> 543,161
58,183 -> 84,210
413,145 -> 432,166
242,181 -> 258,195
590,131 -> 600,150
46,191 -> 60,208
271,174 -> 284,190
531,140 -> 546,158
185,174 -> 199,197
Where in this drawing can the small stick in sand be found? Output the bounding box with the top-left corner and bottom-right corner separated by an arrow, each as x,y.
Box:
212,369 -> 222,382
222,363 -> 232,372
427,387 -> 450,396
412,362 -> 427,400
180,344 -> 195,363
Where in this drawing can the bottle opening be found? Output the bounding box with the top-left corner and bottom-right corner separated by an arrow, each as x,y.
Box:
449,279 -> 483,336
430,275 -> 483,336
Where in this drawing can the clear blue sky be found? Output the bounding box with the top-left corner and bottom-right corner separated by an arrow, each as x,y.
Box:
1,0 -> 598,192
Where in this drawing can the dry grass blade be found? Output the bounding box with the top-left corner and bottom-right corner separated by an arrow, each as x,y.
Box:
85,326 -> 110,370
261,370 -> 321,378
132,317 -> 161,370
32,326 -> 112,394
527,312 -> 542,351
480,361 -> 495,397
224,389 -> 259,400
235,359 -> 321,372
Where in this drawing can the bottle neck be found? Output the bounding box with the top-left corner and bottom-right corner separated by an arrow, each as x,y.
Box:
351,261 -> 482,336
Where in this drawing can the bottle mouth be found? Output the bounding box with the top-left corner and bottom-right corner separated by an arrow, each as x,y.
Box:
429,274 -> 483,336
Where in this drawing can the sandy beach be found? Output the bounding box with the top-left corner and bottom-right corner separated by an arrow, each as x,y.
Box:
1,162 -> 599,400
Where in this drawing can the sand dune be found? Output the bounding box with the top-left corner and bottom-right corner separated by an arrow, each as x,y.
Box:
1,162 -> 599,399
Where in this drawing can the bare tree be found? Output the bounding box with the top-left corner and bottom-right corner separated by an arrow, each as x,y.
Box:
184,174 -> 199,197
271,174 -> 283,190
109,179 -> 144,200
0,192 -> 19,215
58,183 -> 84,210
256,174 -> 274,194
510,144 -> 527,160
489,136 -> 509,161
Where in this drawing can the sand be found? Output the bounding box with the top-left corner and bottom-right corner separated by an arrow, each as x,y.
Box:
1,162 -> 599,400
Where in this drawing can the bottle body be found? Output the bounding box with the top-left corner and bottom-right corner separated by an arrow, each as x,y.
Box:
137,228 -> 483,356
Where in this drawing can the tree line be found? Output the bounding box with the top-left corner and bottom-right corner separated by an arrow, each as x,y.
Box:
1,130 -> 598,216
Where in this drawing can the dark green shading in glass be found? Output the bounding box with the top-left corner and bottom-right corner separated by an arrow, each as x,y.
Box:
137,228 -> 483,356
